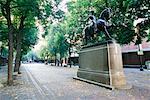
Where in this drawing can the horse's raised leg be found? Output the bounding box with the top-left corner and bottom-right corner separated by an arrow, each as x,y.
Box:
104,26 -> 112,40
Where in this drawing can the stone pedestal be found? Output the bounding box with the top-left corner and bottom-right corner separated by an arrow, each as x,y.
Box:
75,41 -> 128,89
108,42 -> 127,89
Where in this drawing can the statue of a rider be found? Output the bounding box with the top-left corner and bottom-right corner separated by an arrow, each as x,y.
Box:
83,8 -> 113,45
97,8 -> 112,40
87,10 -> 97,33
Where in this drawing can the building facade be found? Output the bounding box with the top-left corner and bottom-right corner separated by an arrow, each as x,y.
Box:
122,40 -> 150,68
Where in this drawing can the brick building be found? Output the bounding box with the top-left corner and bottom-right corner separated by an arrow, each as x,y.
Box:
122,40 -> 150,68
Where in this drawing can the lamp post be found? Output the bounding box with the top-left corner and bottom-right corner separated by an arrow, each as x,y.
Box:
137,44 -> 144,71
134,18 -> 146,71
69,42 -> 72,67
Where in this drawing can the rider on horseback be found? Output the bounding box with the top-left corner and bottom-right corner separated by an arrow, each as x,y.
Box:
96,8 -> 112,40
83,8 -> 113,45
87,8 -> 113,40
87,10 -> 97,33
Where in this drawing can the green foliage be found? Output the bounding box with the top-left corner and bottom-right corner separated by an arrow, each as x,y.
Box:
55,32 -> 69,58
0,46 -> 8,58
23,50 -> 38,61
66,0 -> 150,45
0,0 -> 53,59
47,24 -> 69,59
0,16 -> 8,43
39,47 -> 47,59
21,27 -> 38,56
39,47 -> 52,60
40,0 -> 65,37
0,0 -> 42,54
109,0 -> 150,44
66,0 -> 90,35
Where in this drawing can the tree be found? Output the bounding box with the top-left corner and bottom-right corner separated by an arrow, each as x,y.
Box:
66,0 -> 91,36
48,36 -> 58,65
40,0 -> 65,37
0,0 -> 16,84
14,24 -> 38,73
10,0 -> 40,74
46,24 -> 69,66
55,32 -> 69,66
40,0 -> 67,66
0,0 -> 49,85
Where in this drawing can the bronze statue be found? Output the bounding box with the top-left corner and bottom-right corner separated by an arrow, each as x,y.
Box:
83,11 -> 96,44
83,8 -> 113,44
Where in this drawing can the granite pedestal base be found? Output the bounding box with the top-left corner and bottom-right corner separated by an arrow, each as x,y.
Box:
75,41 -> 129,89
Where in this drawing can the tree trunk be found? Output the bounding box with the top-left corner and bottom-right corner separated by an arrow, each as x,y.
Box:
1,0 -> 15,85
60,59 -> 63,67
69,46 -> 71,68
14,15 -> 26,74
60,53 -> 63,67
55,51 -> 57,66
8,25 -> 14,85
14,32 -> 22,73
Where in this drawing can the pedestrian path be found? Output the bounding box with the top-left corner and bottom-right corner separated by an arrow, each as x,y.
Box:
0,64 -> 150,100
0,66 -> 7,87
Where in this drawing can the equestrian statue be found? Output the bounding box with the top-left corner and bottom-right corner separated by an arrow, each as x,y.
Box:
83,8 -> 113,44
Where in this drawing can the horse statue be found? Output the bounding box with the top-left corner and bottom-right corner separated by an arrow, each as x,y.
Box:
83,8 -> 113,44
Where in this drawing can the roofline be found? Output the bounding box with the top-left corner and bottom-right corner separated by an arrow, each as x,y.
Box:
122,48 -> 150,53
